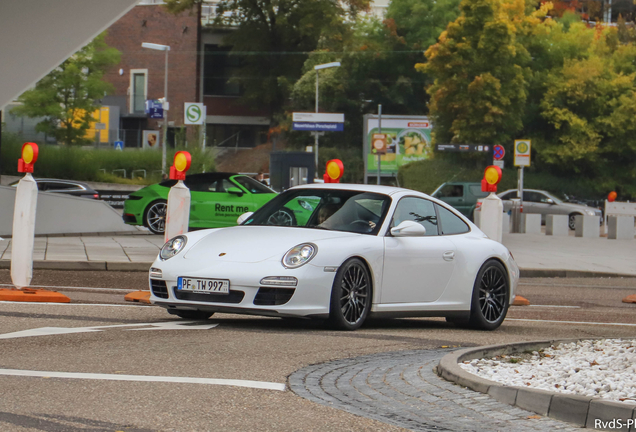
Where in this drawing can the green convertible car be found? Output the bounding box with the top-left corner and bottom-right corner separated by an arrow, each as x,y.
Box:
122,172 -> 278,234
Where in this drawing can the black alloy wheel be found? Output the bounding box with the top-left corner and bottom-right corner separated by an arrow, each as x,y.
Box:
468,260 -> 509,330
144,200 -> 167,234
327,258 -> 371,330
568,213 -> 580,231
267,207 -> 296,226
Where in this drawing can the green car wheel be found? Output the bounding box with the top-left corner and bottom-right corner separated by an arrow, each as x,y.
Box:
145,200 -> 167,235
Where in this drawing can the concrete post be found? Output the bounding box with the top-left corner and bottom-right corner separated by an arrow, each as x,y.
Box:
546,214 -> 569,236
525,214 -> 542,234
607,215 -> 635,240
575,215 -> 600,238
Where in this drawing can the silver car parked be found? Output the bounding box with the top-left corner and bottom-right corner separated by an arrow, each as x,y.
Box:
497,189 -> 602,230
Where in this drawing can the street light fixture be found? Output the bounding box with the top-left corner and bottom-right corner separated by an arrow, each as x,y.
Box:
313,61 -> 341,177
142,42 -> 170,174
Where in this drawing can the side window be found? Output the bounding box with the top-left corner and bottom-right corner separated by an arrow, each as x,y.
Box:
468,185 -> 489,198
437,205 -> 470,235
524,192 -> 542,203
436,184 -> 463,198
500,191 -> 517,200
48,182 -> 77,191
391,197 -> 439,236
187,179 -> 214,193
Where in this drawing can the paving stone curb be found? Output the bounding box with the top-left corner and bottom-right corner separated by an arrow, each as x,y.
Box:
437,339 -> 636,431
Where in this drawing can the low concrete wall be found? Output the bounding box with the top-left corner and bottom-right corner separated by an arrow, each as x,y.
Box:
0,185 -> 138,236
524,214 -> 542,234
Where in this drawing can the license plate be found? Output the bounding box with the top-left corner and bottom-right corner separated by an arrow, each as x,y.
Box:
177,277 -> 230,294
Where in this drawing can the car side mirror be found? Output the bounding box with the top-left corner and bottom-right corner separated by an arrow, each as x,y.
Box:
390,220 -> 427,237
227,187 -> 244,197
237,212 -> 253,225
546,199 -> 555,205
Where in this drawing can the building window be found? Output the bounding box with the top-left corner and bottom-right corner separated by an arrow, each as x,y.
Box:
130,69 -> 148,114
207,124 -> 268,148
203,45 -> 243,96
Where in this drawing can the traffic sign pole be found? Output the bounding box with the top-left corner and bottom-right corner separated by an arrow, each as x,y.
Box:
377,105 -> 382,185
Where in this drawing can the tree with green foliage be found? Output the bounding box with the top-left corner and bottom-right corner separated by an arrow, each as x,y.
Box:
288,0 -> 462,157
11,33 -> 120,146
165,0 -> 370,123
421,0 -> 540,148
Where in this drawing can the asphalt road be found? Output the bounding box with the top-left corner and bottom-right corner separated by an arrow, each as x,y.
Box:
0,270 -> 635,431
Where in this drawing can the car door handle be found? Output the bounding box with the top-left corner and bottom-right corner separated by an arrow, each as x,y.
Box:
443,251 -> 455,261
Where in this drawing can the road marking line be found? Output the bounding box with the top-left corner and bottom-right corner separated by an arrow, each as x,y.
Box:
0,368 -> 286,391
518,282 -> 636,289
527,305 -> 580,309
508,318 -> 636,327
0,283 -> 138,293
0,322 -> 217,339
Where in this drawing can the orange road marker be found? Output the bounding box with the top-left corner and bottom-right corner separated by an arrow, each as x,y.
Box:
0,288 -> 70,303
512,295 -> 530,306
622,294 -> 636,304
124,291 -> 151,304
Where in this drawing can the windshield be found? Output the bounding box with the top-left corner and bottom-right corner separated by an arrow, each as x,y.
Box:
232,175 -> 275,194
243,189 -> 392,235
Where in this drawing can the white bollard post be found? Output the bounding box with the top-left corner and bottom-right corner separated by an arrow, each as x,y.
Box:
164,180 -> 191,242
164,151 -> 192,242
10,172 -> 38,288
480,192 -> 504,243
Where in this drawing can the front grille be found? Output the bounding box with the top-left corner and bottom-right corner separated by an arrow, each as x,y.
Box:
150,279 -> 169,298
173,287 -> 244,303
253,287 -> 295,306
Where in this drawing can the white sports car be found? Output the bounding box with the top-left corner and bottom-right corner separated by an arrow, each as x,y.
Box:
149,184 -> 519,330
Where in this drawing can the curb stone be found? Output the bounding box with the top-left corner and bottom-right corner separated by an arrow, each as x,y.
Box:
437,339 -> 636,430
0,260 -> 152,271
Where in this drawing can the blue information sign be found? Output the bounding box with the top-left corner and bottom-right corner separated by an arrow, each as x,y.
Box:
292,122 -> 344,132
114,140 -> 124,151
145,100 -> 164,119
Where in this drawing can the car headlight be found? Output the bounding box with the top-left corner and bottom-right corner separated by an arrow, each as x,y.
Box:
282,243 -> 317,269
586,209 -> 598,216
160,235 -> 187,260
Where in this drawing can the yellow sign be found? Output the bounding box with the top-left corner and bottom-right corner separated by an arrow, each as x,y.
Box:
174,152 -> 189,172
514,139 -> 531,167
22,145 -> 35,164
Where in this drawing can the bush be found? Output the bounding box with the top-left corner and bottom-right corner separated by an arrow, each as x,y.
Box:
0,132 -> 214,184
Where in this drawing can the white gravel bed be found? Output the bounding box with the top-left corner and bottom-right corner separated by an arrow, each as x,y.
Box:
460,339 -> 636,404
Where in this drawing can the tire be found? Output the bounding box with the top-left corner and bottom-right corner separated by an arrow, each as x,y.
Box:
327,258 -> 372,330
467,260 -> 509,331
568,213 -> 581,231
144,200 -> 167,235
169,310 -> 213,320
267,207 -> 296,226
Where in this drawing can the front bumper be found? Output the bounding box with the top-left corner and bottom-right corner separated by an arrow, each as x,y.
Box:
149,258 -> 337,318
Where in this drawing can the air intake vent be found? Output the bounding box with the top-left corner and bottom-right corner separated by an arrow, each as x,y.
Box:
254,287 -> 295,306
150,279 -> 169,299
173,288 -> 244,303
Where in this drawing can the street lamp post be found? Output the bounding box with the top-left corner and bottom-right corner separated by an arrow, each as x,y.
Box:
142,42 -> 170,174
313,61 -> 340,177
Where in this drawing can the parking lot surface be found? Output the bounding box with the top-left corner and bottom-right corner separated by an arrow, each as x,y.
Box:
0,269 -> 635,431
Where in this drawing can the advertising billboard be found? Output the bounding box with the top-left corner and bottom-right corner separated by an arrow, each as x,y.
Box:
363,114 -> 432,182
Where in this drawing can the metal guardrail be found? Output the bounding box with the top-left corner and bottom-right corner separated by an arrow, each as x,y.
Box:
131,169 -> 146,179
112,169 -> 126,178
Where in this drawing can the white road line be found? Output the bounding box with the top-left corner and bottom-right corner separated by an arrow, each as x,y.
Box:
0,322 -> 218,339
0,369 -> 286,391
518,282 -> 636,289
508,318 -> 636,327
0,283 -> 138,293
527,305 -> 581,309
0,302 -> 145,307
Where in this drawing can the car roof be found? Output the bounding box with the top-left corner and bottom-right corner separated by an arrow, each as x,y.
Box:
159,172 -> 240,187
288,182 -> 416,196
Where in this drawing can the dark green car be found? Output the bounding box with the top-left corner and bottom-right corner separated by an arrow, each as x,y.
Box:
431,182 -> 488,221
123,172 -> 277,234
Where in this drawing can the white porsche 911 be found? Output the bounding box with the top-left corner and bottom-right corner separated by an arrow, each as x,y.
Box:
149,184 -> 519,330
